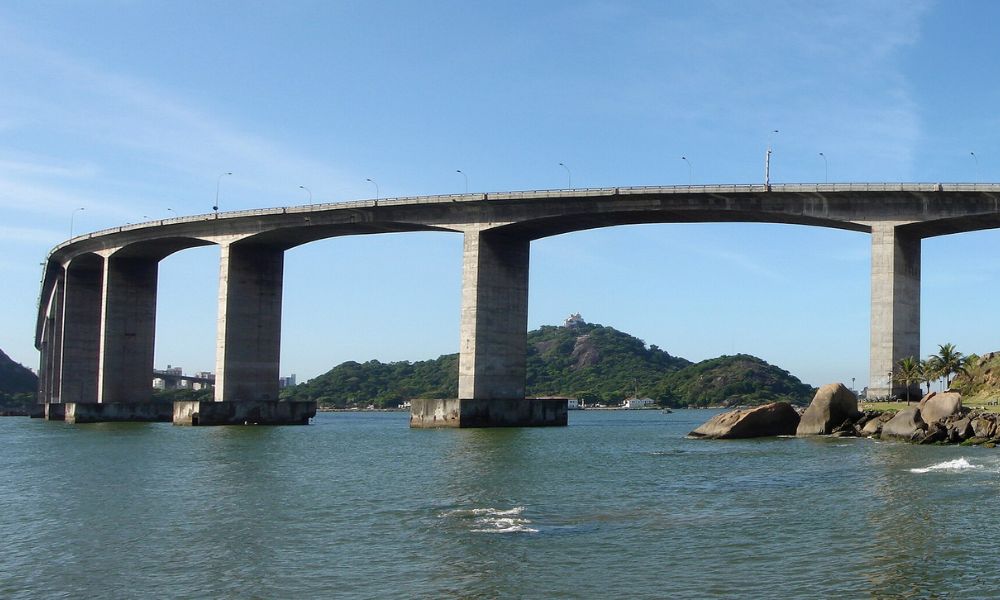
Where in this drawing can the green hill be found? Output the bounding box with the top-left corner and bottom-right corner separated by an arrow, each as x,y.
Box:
0,348 -> 38,415
1,348 -> 36,394
951,351 -> 1000,403
283,319 -> 814,409
652,354 -> 815,407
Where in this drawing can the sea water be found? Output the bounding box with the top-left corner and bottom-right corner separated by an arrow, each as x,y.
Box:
2,409 -> 999,599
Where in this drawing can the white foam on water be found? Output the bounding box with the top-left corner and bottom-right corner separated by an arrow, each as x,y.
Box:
440,506 -> 538,533
909,458 -> 979,474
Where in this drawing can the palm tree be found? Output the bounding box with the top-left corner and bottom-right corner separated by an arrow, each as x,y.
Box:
930,343 -> 967,389
919,358 -> 939,396
894,356 -> 922,405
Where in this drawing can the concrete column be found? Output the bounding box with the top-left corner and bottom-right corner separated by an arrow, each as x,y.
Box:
38,279 -> 62,404
46,277 -> 65,404
98,256 -> 158,404
458,228 -> 530,401
870,222 -> 920,398
214,243 -> 283,403
60,259 -> 103,403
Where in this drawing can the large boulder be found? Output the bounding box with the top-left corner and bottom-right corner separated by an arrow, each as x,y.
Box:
972,415 -> 997,439
918,391 -> 962,424
861,415 -> 888,437
796,383 -> 858,436
881,407 -> 926,441
689,402 -> 801,439
947,417 -> 973,443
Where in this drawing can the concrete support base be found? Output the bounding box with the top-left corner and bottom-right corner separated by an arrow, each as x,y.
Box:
44,403 -> 66,421
63,402 -> 173,423
172,400 -> 316,426
409,398 -> 568,428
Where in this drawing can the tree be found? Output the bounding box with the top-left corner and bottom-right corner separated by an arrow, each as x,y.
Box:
893,356 -> 922,404
930,343 -> 967,389
919,358 -> 939,396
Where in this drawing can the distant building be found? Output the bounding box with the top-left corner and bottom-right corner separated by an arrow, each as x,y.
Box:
564,313 -> 586,328
567,398 -> 580,410
279,374 -> 297,388
623,397 -> 654,409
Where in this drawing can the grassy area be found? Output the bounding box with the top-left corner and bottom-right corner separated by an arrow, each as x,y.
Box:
862,400 -> 1000,414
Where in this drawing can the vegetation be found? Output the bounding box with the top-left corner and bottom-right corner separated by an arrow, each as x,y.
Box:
0,349 -> 37,415
283,321 -> 815,409
930,343 -> 968,387
892,356 -> 922,404
951,351 -> 1000,405
892,343 -> 976,401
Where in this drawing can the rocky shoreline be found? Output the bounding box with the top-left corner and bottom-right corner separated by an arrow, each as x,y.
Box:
690,382 -> 999,446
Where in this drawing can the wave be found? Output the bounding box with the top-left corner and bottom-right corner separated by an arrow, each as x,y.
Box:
440,506 -> 538,533
909,458 -> 979,474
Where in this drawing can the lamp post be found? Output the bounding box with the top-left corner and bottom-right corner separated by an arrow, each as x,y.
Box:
819,152 -> 828,183
558,162 -> 572,188
213,172 -> 232,212
69,207 -> 85,238
166,207 -> 175,219
971,151 -> 980,183
299,185 -> 312,203
681,156 -> 692,185
456,169 -> 468,194
764,130 -> 778,189
366,178 -> 379,205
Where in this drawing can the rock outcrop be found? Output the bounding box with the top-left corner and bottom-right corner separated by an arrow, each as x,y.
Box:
689,402 -> 801,439
880,407 -> 926,441
796,383 -> 858,436
918,391 -> 963,423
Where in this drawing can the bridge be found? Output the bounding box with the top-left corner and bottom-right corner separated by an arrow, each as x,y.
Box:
34,183 -> 1000,426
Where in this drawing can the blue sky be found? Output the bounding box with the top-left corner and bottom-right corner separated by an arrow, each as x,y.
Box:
2,0 -> 999,389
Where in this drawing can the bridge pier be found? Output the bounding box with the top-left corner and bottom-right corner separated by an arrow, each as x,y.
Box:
869,223 -> 920,398
214,243 -> 283,404
38,279 -> 65,418
413,228 -> 566,427
60,257 -> 103,404
98,256 -> 158,405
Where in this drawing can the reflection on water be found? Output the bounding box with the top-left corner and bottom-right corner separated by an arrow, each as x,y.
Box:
2,411 -> 1000,598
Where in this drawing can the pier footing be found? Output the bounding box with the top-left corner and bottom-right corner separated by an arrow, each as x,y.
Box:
409,398 -> 568,428
63,402 -> 173,423
44,403 -> 66,421
172,400 -> 317,426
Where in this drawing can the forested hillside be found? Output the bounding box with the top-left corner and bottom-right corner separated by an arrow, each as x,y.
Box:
282,319 -> 814,409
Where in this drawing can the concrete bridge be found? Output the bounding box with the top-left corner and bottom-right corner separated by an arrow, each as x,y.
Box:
34,183 -> 1000,426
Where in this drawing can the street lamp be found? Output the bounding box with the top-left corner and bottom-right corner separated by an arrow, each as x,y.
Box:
166,207 -> 175,219
456,169 -> 468,193
681,156 -> 692,185
69,207 -> 85,238
558,162 -> 572,188
299,185 -> 312,203
971,152 -> 980,183
213,172 -> 232,212
764,130 -> 779,189
819,152 -> 828,183
366,178 -> 379,205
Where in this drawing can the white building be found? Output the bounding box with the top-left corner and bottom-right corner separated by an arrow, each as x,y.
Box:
623,397 -> 654,409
